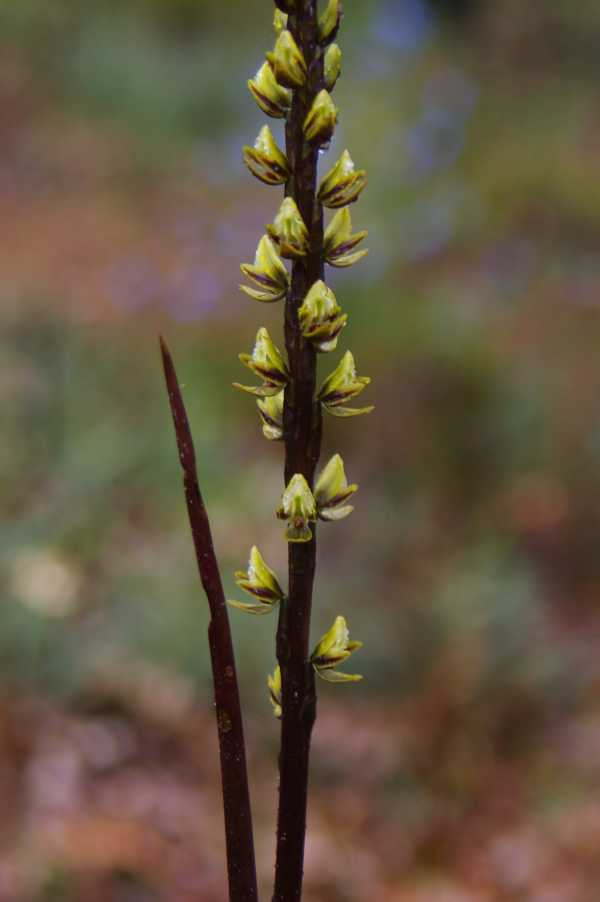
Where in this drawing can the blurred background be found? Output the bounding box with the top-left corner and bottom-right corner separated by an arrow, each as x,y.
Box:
2,0 -> 600,899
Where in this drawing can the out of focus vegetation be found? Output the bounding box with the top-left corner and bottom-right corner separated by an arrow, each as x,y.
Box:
2,1 -> 600,899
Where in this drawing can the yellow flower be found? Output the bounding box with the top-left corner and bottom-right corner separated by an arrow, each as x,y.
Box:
318,350 -> 373,417
233,327 -> 289,397
240,235 -> 289,303
303,89 -> 338,146
267,197 -> 309,258
268,665 -> 282,718
324,43 -> 342,91
257,389 -> 284,441
298,279 -> 347,353
314,454 -> 357,521
311,616 -> 363,682
243,125 -> 290,186
266,30 -> 307,89
273,9 -> 288,34
318,0 -> 342,44
324,207 -> 368,268
276,474 -> 317,543
318,150 -> 367,209
248,61 -> 292,119
227,546 -> 284,615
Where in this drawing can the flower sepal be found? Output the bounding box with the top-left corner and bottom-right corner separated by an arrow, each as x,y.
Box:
324,43 -> 342,91
257,389 -> 284,440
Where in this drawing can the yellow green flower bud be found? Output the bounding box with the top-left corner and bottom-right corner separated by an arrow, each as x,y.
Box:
240,235 -> 289,303
268,665 -> 282,719
323,207 -> 368,268
318,350 -> 373,418
314,453 -> 357,520
317,0 -> 342,44
276,474 -> 317,543
233,327 -> 289,397
303,89 -> 338,146
227,546 -> 285,614
257,389 -> 284,441
243,125 -> 291,187
311,615 -> 363,682
267,197 -> 309,259
273,9 -> 288,34
318,150 -> 367,209
248,61 -> 292,119
324,43 -> 342,91
298,279 -> 347,353
266,30 -> 307,90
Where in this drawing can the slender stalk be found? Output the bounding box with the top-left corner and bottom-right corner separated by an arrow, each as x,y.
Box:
160,337 -> 259,902
273,4 -> 324,900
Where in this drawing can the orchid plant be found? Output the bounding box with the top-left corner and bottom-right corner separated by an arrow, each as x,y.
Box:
161,1 -> 370,899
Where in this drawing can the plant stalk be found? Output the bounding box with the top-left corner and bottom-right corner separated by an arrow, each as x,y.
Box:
160,337 -> 259,902
273,3 -> 324,900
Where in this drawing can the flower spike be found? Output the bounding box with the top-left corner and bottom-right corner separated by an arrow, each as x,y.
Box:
240,235 -> 289,303
318,350 -> 373,418
227,546 -> 284,615
314,453 -> 357,520
273,9 -> 288,34
268,665 -> 282,719
298,279 -> 347,353
267,30 -> 307,89
318,0 -> 343,44
276,474 -> 317,543
318,150 -> 367,208
303,90 -> 338,146
324,44 -> 342,91
267,197 -> 309,258
243,125 -> 291,186
257,389 -> 284,441
311,616 -> 363,682
324,207 -> 369,268
233,328 -> 289,397
248,61 -> 292,119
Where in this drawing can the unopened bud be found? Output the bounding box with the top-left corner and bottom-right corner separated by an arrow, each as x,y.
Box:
266,30 -> 307,89
318,150 -> 367,208
324,207 -> 368,268
240,235 -> 289,303
318,0 -> 343,44
303,89 -> 338,146
233,327 -> 289,397
267,197 -> 309,258
276,474 -> 317,543
248,61 -> 292,119
318,350 -> 373,417
324,43 -> 342,91
311,615 -> 363,682
314,453 -> 357,520
298,279 -> 347,353
243,125 -> 290,186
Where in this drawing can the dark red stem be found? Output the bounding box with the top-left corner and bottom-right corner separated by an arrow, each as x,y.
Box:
160,337 -> 259,902
273,3 -> 324,900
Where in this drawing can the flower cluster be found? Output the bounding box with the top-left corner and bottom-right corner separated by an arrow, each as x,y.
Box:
231,1 -> 368,716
